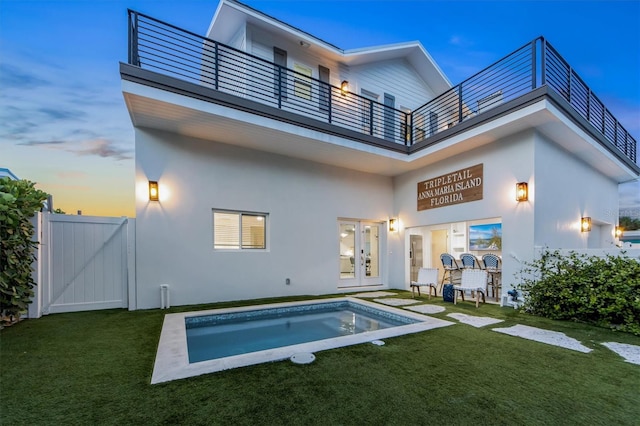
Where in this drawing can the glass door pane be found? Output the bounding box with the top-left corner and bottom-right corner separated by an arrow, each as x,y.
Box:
362,223 -> 380,284
339,221 -> 382,287
339,222 -> 357,281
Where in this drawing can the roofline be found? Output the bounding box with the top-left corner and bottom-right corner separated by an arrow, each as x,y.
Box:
209,0 -> 343,52
344,41 -> 451,86
208,0 -> 451,89
345,40 -> 425,55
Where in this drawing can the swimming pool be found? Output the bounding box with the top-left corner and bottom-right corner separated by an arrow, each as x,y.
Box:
152,297 -> 453,384
186,300 -> 417,363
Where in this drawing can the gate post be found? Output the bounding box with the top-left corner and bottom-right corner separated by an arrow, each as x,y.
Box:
28,212 -> 45,319
127,218 -> 137,311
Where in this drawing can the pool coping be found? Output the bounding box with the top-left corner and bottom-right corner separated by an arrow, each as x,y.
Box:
151,297 -> 454,384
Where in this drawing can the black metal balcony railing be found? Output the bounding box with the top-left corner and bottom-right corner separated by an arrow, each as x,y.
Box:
127,10 -> 409,146
127,10 -> 637,165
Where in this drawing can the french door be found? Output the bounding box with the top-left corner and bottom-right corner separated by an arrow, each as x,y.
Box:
338,220 -> 381,287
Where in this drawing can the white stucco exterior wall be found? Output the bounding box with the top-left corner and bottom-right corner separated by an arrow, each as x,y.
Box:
134,129 -> 393,309
390,130 -> 537,292
134,125 -> 623,308
533,132 -> 619,249
390,128 -> 622,294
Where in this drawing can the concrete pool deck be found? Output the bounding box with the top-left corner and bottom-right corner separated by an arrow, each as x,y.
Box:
151,297 -> 454,384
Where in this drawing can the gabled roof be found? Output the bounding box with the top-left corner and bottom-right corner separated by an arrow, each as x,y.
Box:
207,0 -> 451,94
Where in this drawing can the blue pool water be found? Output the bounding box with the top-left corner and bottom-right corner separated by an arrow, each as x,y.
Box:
185,300 -> 417,363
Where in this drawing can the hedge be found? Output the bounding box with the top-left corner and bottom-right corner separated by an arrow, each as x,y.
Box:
0,178 -> 48,326
517,249 -> 640,336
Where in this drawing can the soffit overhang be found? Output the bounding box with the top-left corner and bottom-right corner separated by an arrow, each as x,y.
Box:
121,65 -> 639,182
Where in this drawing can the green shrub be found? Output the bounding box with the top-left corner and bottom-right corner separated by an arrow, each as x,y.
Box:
516,249 -> 640,335
0,177 -> 48,326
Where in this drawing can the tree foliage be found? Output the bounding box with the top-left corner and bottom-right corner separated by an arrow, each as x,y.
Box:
619,216 -> 640,231
0,178 -> 48,325
517,249 -> 640,336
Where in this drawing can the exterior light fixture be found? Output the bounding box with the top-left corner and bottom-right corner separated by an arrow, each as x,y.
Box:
149,181 -> 159,201
581,217 -> 592,232
389,218 -> 398,232
516,182 -> 528,202
341,80 -> 349,96
615,226 -> 623,238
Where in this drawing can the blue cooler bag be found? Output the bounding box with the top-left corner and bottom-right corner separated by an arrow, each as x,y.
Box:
442,284 -> 455,302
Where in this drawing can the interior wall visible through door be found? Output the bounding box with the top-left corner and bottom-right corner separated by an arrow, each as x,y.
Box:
431,229 -> 448,283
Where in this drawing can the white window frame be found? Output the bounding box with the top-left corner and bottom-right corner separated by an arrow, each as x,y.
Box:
213,209 -> 268,250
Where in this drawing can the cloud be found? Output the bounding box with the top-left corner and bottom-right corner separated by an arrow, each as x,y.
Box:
74,139 -> 132,161
448,35 -> 474,48
0,63 -> 50,88
1,46 -> 134,160
0,117 -> 39,140
19,140 -> 67,147
55,171 -> 88,179
70,129 -> 99,138
37,107 -> 86,121
449,36 -> 463,46
0,52 -> 134,164
18,138 -> 132,161
41,183 -> 93,192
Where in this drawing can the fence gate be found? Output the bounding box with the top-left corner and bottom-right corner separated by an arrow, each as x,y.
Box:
38,213 -> 135,315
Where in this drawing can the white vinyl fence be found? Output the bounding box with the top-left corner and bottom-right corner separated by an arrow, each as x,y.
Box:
29,213 -> 136,317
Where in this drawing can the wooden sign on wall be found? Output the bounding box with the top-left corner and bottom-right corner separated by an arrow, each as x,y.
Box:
417,164 -> 483,211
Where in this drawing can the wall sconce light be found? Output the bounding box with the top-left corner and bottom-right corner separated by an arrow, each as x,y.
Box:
341,80 -> 349,96
389,218 -> 398,232
615,226 -> 623,238
516,182 -> 528,202
149,181 -> 159,201
581,217 -> 592,232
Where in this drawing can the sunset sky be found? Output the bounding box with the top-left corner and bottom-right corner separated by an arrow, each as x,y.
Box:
2,0 -> 639,217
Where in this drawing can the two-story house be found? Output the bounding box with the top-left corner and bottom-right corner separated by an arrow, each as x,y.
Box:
121,0 -> 639,309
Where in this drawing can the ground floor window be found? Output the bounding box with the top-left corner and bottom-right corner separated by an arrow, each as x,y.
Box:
213,210 -> 267,250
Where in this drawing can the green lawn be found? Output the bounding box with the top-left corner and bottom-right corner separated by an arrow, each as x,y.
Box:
2,293 -> 639,425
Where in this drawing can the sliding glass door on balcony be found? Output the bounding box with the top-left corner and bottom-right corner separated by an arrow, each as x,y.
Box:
338,221 -> 381,287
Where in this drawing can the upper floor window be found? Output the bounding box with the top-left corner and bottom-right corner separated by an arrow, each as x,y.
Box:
293,63 -> 312,100
213,210 -> 267,250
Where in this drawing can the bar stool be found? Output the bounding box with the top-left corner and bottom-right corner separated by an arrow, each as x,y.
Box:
440,253 -> 461,292
460,253 -> 481,269
482,253 -> 502,300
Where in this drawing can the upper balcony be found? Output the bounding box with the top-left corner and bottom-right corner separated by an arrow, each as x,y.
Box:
121,10 -> 638,176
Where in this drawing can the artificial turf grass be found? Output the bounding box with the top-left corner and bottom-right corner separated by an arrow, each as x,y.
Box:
2,293 -> 639,425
